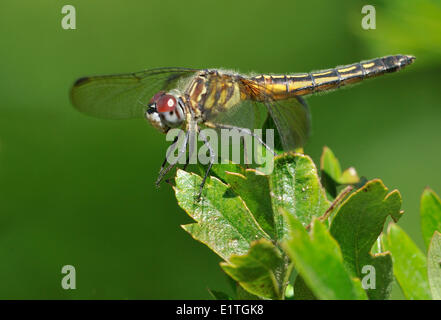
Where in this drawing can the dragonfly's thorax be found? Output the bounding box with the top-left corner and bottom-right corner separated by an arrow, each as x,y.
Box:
145,89 -> 187,133
186,70 -> 243,121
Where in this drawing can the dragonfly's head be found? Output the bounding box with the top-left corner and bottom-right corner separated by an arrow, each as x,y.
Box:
145,90 -> 186,133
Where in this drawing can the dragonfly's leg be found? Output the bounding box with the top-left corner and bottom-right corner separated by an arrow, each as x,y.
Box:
197,130 -> 216,199
158,135 -> 179,177
183,128 -> 196,171
155,131 -> 189,187
204,122 -> 277,156
182,153 -> 190,171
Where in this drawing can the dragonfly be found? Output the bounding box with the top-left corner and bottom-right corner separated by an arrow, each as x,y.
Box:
70,54 -> 415,197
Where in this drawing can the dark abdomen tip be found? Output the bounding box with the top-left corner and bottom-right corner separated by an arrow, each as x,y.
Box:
391,54 -> 416,70
405,55 -> 416,64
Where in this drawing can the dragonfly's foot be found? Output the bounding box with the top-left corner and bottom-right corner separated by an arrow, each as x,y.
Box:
164,178 -> 174,187
193,182 -> 206,201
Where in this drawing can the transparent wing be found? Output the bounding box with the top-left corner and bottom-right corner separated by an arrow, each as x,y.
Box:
263,96 -> 311,150
206,99 -> 268,131
70,67 -> 198,119
207,77 -> 311,151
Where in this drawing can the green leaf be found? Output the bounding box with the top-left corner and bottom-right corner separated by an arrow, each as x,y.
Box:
329,179 -> 402,299
269,153 -> 330,240
235,282 -> 262,300
221,239 -> 287,300
283,212 -> 367,300
370,235 -> 384,255
320,147 -> 340,199
321,146 -> 342,181
421,187 -> 441,249
320,147 -> 359,198
428,231 -> 441,300
207,289 -> 232,300
175,169 -> 269,261
340,168 -> 359,185
383,223 -> 432,300
293,275 -> 317,300
209,162 -> 244,183
224,169 -> 275,238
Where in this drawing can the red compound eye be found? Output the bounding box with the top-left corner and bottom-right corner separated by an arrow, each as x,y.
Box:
149,91 -> 166,104
156,94 -> 177,113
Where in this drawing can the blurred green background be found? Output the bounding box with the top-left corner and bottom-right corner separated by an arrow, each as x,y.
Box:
0,0 -> 440,299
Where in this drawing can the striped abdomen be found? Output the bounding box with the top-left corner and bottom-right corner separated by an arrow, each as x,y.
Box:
251,55 -> 415,99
